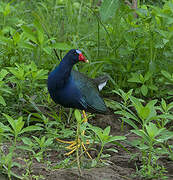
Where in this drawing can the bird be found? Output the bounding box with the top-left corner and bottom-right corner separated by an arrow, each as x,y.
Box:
47,49 -> 108,157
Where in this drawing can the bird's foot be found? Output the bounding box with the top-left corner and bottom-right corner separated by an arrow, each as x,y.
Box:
56,138 -> 92,159
56,110 -> 91,159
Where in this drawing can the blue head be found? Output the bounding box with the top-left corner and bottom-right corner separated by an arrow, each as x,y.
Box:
63,49 -> 88,65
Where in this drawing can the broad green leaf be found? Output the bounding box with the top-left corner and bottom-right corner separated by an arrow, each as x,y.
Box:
105,99 -> 121,110
144,71 -> 152,81
158,114 -> 173,121
138,143 -> 149,150
74,109 -> 82,123
0,69 -> 8,80
161,98 -> 167,111
145,122 -> 159,139
19,41 -> 35,50
13,32 -> 20,44
2,113 -> 15,131
8,67 -> 25,80
113,89 -> 133,102
0,35 -> 13,46
148,84 -> 158,91
17,145 -> 34,153
32,136 -> 40,143
45,138 -> 54,146
0,87 -> 12,94
138,106 -> 150,121
161,70 -> 171,79
106,148 -> 118,153
146,99 -> 157,109
19,126 -> 43,134
143,100 -> 157,123
103,126 -> 110,136
167,102 -> 173,111
157,130 -> 173,142
141,84 -> 148,96
101,134 -> 110,143
163,38 -> 169,44
40,136 -> 46,145
108,135 -> 126,143
89,125 -> 102,135
100,0 -> 120,22
21,137 -> 33,146
22,25 -> 38,44
121,117 -> 138,130
37,30 -> 44,45
59,128 -> 74,138
115,110 -> 140,123
43,46 -> 52,55
130,96 -> 143,112
139,74 -> 144,83
32,69 -> 48,80
0,127 -> 4,134
161,70 -> 173,82
131,129 -> 149,143
5,152 -> 13,164
128,73 -> 142,83
15,117 -> 24,135
0,122 -> 11,132
0,96 -> 6,106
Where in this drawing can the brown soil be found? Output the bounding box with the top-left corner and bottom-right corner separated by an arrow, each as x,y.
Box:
1,113 -> 173,180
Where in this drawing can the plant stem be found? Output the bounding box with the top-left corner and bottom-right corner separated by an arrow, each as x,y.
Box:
96,144 -> 104,162
97,20 -> 100,57
76,121 -> 82,176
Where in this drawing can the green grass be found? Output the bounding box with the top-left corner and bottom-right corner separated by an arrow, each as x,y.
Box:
0,0 -> 172,179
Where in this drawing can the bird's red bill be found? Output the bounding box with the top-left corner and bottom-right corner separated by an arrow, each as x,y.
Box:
79,53 -> 89,63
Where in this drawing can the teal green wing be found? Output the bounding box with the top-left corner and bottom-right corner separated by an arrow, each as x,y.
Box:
71,70 -> 108,114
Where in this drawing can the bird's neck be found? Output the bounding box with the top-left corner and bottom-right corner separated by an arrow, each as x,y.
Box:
49,58 -> 75,88
57,58 -> 74,77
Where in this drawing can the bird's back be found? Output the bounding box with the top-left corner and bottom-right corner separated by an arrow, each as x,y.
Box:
71,70 -> 108,114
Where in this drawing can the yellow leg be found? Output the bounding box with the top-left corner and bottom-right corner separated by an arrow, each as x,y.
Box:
56,110 -> 92,159
82,110 -> 87,136
56,138 -> 76,144
82,110 -> 87,123
81,142 -> 92,159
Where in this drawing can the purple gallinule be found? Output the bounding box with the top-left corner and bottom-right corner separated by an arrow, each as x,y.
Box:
47,49 -> 108,157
